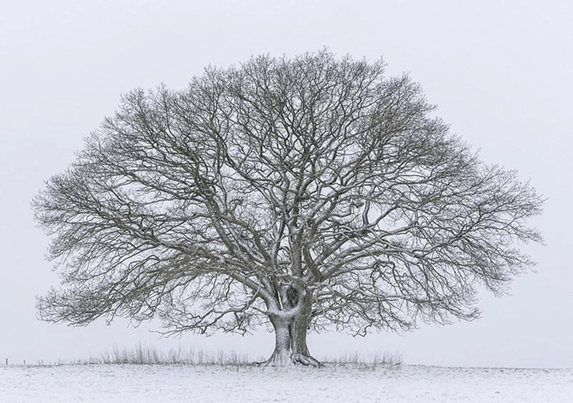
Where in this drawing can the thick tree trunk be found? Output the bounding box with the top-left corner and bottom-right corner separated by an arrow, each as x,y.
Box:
264,314 -> 322,367
261,281 -> 323,367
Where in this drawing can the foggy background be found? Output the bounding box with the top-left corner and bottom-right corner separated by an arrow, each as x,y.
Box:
1,0 -> 571,367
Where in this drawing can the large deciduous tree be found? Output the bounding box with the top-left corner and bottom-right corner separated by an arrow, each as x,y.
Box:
33,51 -> 543,366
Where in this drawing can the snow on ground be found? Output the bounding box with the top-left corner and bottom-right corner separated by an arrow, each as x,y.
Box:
1,363 -> 572,402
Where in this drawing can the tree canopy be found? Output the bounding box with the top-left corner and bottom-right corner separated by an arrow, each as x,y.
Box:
33,50 -> 544,366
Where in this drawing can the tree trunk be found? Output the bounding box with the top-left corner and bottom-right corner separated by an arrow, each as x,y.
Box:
261,281 -> 323,367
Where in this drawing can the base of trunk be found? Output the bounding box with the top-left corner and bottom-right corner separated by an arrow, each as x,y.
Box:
258,350 -> 324,367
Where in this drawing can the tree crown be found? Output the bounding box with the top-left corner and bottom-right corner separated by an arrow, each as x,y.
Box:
33,50 -> 544,337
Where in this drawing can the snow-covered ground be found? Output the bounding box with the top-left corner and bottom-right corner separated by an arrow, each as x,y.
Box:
1,363 -> 572,402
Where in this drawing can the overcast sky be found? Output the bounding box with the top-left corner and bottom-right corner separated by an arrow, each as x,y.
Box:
1,0 -> 572,368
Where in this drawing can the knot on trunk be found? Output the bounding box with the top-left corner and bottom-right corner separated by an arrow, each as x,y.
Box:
286,285 -> 299,308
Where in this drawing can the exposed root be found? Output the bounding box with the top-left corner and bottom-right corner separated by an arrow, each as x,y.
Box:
256,352 -> 324,368
291,353 -> 324,367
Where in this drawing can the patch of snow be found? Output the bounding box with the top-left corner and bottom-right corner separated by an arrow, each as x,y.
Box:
1,364 -> 572,402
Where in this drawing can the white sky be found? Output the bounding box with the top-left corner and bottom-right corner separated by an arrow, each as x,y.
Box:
1,0 -> 572,368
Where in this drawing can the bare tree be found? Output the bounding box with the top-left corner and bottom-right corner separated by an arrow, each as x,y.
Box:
33,50 -> 544,366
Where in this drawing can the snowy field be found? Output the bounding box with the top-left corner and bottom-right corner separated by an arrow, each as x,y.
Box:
1,364 -> 572,402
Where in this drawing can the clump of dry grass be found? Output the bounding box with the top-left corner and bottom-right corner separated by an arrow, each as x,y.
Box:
96,344 -> 255,366
18,345 -> 403,369
323,351 -> 403,370
92,344 -> 402,370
